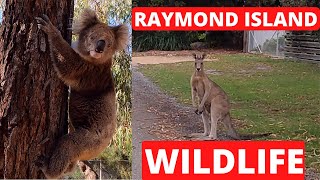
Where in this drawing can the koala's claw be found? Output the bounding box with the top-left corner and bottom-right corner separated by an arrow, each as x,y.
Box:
35,17 -> 44,24
41,14 -> 50,22
35,15 -> 57,35
35,17 -> 48,31
35,14 -> 50,24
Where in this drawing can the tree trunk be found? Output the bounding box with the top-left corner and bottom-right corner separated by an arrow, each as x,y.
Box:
0,0 -> 74,178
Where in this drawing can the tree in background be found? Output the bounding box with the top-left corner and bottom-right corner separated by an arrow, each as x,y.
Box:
0,0 -> 73,178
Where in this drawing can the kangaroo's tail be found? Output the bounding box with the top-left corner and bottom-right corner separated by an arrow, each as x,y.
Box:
223,113 -> 272,140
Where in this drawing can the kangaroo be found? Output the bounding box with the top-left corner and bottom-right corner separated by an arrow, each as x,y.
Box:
190,53 -> 271,140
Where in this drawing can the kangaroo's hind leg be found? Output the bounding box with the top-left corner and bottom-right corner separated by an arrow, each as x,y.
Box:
222,113 -> 240,140
201,110 -> 210,136
190,109 -> 210,138
208,114 -> 221,140
208,102 -> 225,140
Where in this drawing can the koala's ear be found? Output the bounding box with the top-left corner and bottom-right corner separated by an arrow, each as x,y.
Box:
73,8 -> 100,34
112,24 -> 129,51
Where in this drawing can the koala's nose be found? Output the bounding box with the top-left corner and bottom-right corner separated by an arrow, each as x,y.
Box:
95,40 -> 106,53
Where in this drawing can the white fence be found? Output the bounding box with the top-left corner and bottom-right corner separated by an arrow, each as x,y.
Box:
246,30 -> 286,57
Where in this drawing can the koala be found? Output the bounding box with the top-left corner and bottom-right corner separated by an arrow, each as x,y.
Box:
35,9 -> 128,179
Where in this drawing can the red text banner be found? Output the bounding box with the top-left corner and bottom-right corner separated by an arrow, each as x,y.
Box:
132,7 -> 320,31
142,141 -> 305,180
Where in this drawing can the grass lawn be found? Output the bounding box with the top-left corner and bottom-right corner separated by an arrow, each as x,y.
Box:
140,53 -> 320,171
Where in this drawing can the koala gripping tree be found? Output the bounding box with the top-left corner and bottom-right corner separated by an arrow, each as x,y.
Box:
0,0 -> 73,178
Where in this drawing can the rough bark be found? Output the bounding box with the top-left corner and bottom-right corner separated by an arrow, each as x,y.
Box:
0,0 -> 73,178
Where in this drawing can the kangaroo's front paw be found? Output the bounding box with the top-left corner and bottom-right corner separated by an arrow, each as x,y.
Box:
195,107 -> 203,115
35,15 -> 60,36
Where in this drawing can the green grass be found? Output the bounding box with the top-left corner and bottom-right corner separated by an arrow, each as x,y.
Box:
140,53 -> 320,171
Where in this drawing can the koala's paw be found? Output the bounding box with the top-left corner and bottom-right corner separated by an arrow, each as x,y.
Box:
34,155 -> 48,170
35,15 -> 59,36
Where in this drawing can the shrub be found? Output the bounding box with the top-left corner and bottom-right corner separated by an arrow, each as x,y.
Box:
133,31 -> 199,51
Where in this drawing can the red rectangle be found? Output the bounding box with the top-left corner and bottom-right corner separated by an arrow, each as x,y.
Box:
142,141 -> 305,180
132,7 -> 320,31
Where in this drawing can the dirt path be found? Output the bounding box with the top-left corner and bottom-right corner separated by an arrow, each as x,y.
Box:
133,55 -> 219,65
132,50 -> 226,66
131,55 -> 319,179
132,55 -> 230,179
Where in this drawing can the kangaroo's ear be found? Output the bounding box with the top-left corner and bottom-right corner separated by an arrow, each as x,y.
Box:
192,53 -> 197,59
202,53 -> 207,59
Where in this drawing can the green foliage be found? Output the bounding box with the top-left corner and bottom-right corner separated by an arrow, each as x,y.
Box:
107,0 -> 132,24
99,52 -> 132,179
110,51 -> 132,163
282,0 -> 307,6
140,54 -> 320,171
133,31 -> 199,51
74,0 -> 131,24
133,0 -> 185,7
197,32 -> 206,41
132,0 -> 195,52
282,0 -> 319,6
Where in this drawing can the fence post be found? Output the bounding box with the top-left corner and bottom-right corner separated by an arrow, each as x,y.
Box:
243,31 -> 249,53
276,31 -> 279,56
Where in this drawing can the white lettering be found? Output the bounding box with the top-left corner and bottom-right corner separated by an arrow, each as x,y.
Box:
270,149 -> 285,174
214,149 -> 235,174
176,12 -> 192,27
305,12 -> 317,27
161,12 -> 174,27
148,12 -> 161,27
194,149 -> 210,174
274,12 -> 288,27
194,12 -> 208,27
288,149 -> 303,174
210,12 -> 224,27
145,149 -> 179,174
135,12 -> 147,27
226,12 -> 238,27
239,149 -> 255,174
289,12 -> 303,27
